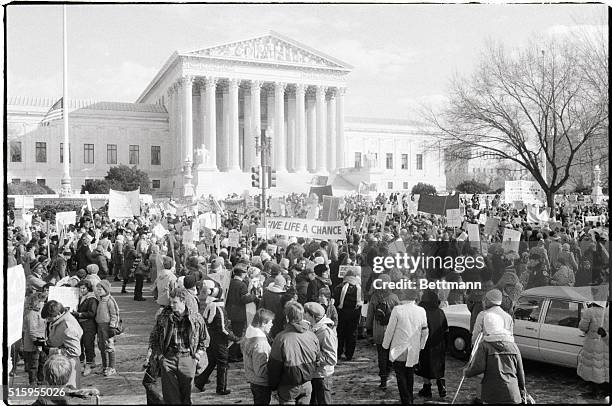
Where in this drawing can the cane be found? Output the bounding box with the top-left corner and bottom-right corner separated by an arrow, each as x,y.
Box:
451,332 -> 483,405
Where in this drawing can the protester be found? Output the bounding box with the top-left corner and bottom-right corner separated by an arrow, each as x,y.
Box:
22,292 -> 47,385
226,266 -> 258,362
304,302 -> 337,405
577,301 -> 608,398
333,269 -> 362,361
241,308 -> 275,405
73,279 -> 98,377
95,279 -> 119,377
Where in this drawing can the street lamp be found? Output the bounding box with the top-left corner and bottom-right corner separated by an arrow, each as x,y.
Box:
254,129 -> 272,235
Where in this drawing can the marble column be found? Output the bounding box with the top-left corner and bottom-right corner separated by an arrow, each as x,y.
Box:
266,86 -> 275,164
182,75 -> 194,196
287,90 -> 296,172
336,87 -> 346,170
243,91 -> 252,171
306,91 -> 316,172
326,90 -> 336,172
250,81 -> 262,167
222,84 -> 230,171
204,76 -> 218,170
228,78 -> 240,172
315,85 -> 327,173
274,82 -> 286,171
295,84 -> 307,172
166,86 -> 176,170
197,81 -> 206,167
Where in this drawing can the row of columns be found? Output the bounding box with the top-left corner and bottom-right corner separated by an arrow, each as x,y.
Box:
166,76 -> 346,175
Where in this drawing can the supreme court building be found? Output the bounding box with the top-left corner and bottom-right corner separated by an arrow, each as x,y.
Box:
7,32 -> 446,197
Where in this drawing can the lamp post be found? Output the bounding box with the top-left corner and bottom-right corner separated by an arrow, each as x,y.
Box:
255,129 -> 272,233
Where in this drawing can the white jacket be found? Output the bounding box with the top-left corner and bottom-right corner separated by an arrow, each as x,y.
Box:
382,301 -> 428,367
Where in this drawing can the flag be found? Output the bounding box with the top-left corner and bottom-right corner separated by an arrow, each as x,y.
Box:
41,97 -> 64,125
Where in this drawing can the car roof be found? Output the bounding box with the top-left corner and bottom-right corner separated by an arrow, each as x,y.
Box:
522,285 -> 609,302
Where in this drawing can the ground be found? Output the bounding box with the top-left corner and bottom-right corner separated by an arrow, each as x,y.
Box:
7,281 -> 608,405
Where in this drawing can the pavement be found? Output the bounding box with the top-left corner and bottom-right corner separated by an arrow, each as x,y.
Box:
7,280 -> 609,404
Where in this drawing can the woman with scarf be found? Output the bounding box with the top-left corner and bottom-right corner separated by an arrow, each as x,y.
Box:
366,274 -> 400,389
72,279 -> 98,377
416,289 -> 448,399
578,301 -> 608,398
333,268 -> 362,361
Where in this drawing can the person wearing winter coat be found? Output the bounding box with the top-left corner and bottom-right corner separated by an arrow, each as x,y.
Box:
496,270 -> 523,315
95,279 -> 119,377
366,274 -> 400,389
296,268 -> 314,305
72,279 -> 98,377
155,256 -> 178,308
472,289 -> 514,346
307,265 -> 333,303
304,302 -> 338,405
22,292 -> 47,385
41,300 -> 83,388
84,264 -> 102,292
464,312 -> 526,404
93,244 -> 110,280
381,287 -> 429,405
111,235 -> 125,282
193,280 -> 240,395
241,308 -> 275,405
416,289 -> 448,399
268,301 -> 320,404
121,240 -> 138,294
333,269 -> 362,361
317,286 -> 338,329
551,265 -> 576,287
226,267 -> 258,361
76,234 -> 97,271
261,275 -> 288,339
577,302 -> 608,398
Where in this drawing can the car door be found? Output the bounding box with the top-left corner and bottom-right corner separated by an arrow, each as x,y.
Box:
538,299 -> 586,368
513,295 -> 544,362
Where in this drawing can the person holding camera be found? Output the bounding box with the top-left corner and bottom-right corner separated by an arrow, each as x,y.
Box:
41,300 -> 83,388
95,279 -> 120,376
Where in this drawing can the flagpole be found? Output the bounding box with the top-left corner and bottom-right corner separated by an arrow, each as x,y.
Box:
60,4 -> 72,196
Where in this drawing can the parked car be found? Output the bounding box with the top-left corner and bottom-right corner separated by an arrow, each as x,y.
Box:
443,285 -> 609,368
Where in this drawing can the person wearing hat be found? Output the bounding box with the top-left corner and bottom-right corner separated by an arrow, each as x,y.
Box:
76,233 -> 97,272
333,269 -> 363,362
317,286 -> 338,329
304,302 -> 338,405
471,289 -> 514,347
154,256 -> 177,308
577,300 -> 608,398
307,264 -> 332,303
464,311 -> 526,404
381,286 -> 428,405
85,264 -> 102,292
366,274 -> 400,389
295,265 -> 313,305
47,247 -> 70,285
261,275 -> 288,339
525,252 -> 550,289
111,234 -> 125,282
226,267 -> 258,362
94,279 -> 120,376
26,256 -> 49,294
73,279 -> 98,377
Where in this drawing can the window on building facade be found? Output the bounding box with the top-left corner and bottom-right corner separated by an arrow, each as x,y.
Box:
129,145 -> 139,165
416,154 -> 423,170
152,180 -> 161,189
401,154 -> 408,169
403,182 -> 409,190
386,153 -> 393,169
10,141 -> 22,162
35,142 -> 47,163
387,181 -> 393,190
107,144 -> 117,164
37,179 -> 46,186
60,143 -> 71,163
151,146 -> 161,165
354,152 -> 362,168
84,144 -> 95,164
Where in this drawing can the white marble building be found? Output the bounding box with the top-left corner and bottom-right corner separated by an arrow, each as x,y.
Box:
7,32 -> 446,196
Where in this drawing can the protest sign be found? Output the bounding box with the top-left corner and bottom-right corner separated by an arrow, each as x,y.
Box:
504,180 -> 545,204
108,189 -> 140,219
584,215 -> 602,224
478,213 -> 488,225
7,265 -> 26,344
183,231 -> 195,246
13,209 -> 24,228
375,211 -> 387,225
446,208 -> 462,228
320,196 -> 341,221
527,205 -> 550,223
502,228 -> 522,254
309,185 -> 333,203
338,265 -> 361,279
483,218 -> 500,236
228,230 -> 240,247
466,223 -> 480,248
417,193 -> 460,216
23,196 -> 35,209
48,286 -> 79,312
13,195 -> 25,208
265,217 -> 347,240
152,223 -> 168,239
55,211 -> 77,231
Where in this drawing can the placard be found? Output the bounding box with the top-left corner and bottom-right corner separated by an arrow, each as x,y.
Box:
478,213 -> 488,225
265,217 -> 347,240
375,211 -> 387,226
182,231 -> 195,246
228,230 -> 240,248
55,211 -> 77,231
7,265 -> 26,344
108,188 -> 140,219
153,223 -> 168,239
446,208 -> 462,228
504,180 -> 545,204
502,228 -> 521,254
338,265 -> 361,279
466,223 -> 480,248
48,286 -> 79,312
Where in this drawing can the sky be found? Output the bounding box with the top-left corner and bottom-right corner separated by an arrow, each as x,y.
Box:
5,3 -> 607,119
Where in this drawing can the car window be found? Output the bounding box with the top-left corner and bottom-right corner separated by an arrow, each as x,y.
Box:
514,296 -> 543,322
544,300 -> 583,328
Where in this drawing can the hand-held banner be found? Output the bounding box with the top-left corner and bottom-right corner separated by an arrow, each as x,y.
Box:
108,188 -> 140,219
265,217 -> 346,240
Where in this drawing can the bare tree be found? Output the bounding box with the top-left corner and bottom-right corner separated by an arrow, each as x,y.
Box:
423,35 -> 608,207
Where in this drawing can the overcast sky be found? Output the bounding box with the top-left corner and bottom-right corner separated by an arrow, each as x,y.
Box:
6,3 -> 606,119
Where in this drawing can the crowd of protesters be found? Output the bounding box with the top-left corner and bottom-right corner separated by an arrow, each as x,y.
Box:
6,190 -> 610,404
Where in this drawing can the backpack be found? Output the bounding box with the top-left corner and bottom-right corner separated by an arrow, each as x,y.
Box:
374,300 -> 392,325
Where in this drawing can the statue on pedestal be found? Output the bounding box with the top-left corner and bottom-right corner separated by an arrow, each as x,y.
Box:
591,164 -> 604,204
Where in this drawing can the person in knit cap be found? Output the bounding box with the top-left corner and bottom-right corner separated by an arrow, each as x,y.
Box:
261,275 -> 287,339
72,279 -> 98,377
317,286 -> 338,329
181,274 -> 199,314
154,256 -> 177,309
471,289 -> 514,346
85,264 -> 101,292
464,312 -> 526,404
366,273 -> 400,389
94,279 -> 120,376
333,269 -> 363,361
304,302 -> 338,404
307,264 -> 332,303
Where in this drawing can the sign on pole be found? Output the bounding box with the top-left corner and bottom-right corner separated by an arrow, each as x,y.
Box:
48,286 -> 79,312
55,211 -> 77,232
7,265 -> 26,344
502,228 -> 522,254
228,230 -> 240,248
446,208 -> 462,228
108,188 -> 140,219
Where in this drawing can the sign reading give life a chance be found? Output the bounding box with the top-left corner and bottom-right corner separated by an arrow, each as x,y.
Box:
265,217 -> 347,240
